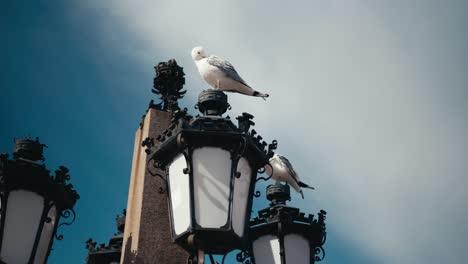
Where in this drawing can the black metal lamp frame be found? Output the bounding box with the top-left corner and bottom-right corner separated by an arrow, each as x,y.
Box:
246,184 -> 327,264
147,90 -> 276,255
0,138 -> 79,264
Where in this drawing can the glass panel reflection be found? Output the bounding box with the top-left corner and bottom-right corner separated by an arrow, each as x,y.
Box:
33,205 -> 58,264
232,157 -> 251,237
169,154 -> 191,235
0,190 -> 45,264
284,234 -> 310,264
192,147 -> 231,228
252,235 -> 281,264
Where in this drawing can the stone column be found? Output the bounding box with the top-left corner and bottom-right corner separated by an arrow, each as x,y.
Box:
121,59 -> 189,263
121,107 -> 189,263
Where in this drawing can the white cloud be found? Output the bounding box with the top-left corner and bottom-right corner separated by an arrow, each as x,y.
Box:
80,1 -> 468,263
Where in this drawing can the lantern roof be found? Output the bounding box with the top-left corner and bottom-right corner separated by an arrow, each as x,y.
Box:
0,137 -> 79,211
147,90 -> 277,170
86,210 -> 126,264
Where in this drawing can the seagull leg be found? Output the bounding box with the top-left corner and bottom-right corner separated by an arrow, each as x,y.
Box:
216,80 -> 220,89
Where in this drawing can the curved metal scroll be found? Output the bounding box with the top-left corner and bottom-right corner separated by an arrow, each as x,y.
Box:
255,163 -> 273,183
253,190 -> 261,198
236,250 -> 252,264
314,246 -> 326,262
55,209 -> 76,240
147,159 -> 168,194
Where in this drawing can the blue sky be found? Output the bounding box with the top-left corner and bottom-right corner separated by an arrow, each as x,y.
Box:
1,1 -> 467,263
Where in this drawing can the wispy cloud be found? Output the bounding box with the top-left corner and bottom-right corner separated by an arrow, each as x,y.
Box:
79,1 -> 468,262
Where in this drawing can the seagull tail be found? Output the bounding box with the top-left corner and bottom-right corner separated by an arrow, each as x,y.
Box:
252,91 -> 269,100
298,181 -> 315,190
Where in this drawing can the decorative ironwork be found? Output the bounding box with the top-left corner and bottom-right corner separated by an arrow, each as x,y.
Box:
152,59 -> 186,111
0,137 -> 79,263
253,190 -> 261,198
236,113 -> 255,133
146,159 -> 168,194
249,183 -> 327,263
314,246 -> 326,262
13,136 -> 46,162
142,137 -> 155,155
314,210 -> 327,262
197,90 -> 230,116
86,210 -> 126,263
266,140 -> 278,159
55,209 -> 76,240
255,163 -> 274,183
236,250 -> 252,264
144,88 -> 274,255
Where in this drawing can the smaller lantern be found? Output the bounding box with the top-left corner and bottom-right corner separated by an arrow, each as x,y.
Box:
0,137 -> 79,264
248,183 -> 326,264
147,90 -> 274,255
86,210 -> 126,264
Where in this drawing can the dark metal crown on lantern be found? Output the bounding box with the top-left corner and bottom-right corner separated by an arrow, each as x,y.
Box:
152,59 -> 187,111
13,136 -> 46,161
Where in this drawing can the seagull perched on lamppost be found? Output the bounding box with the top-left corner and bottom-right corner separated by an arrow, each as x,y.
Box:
265,154 -> 315,199
191,46 -> 269,99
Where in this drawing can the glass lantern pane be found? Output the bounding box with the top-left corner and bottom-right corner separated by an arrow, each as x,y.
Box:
192,147 -> 231,228
232,157 -> 252,237
0,190 -> 45,264
33,205 -> 58,264
284,234 -> 310,264
252,235 -> 281,264
169,154 -> 191,235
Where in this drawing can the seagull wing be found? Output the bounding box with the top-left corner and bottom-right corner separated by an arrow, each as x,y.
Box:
206,56 -> 251,87
278,155 -> 300,184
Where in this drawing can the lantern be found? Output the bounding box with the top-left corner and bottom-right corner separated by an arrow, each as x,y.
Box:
0,137 -> 79,264
248,183 -> 326,264
147,90 -> 274,255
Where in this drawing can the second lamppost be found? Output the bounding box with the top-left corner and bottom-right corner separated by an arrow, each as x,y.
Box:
0,137 -> 79,264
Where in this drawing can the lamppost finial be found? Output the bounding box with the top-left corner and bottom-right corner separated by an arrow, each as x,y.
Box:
152,59 -> 187,111
266,183 -> 291,205
13,136 -> 46,161
197,90 -> 230,116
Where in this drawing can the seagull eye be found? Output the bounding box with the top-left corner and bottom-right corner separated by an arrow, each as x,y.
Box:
197,52 -> 201,54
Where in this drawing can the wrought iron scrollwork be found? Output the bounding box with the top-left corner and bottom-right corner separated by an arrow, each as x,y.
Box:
236,112 -> 255,133
253,190 -> 261,198
146,159 -> 168,194
314,210 -> 327,262
55,209 -> 76,240
142,137 -> 155,155
267,140 -> 278,159
314,246 -> 326,262
255,163 -> 273,183
236,250 -> 252,264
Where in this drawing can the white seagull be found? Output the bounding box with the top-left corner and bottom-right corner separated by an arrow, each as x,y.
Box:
265,154 -> 314,198
191,46 -> 269,99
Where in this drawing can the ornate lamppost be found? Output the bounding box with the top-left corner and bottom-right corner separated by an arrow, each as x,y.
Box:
146,60 -> 277,263
147,90 -> 277,260
141,59 -> 327,264
245,183 -> 326,264
86,210 -> 126,264
0,137 -> 79,264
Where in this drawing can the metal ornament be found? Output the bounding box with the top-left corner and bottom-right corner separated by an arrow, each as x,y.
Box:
248,183 -> 326,264
147,87 -> 275,256
0,137 -> 79,264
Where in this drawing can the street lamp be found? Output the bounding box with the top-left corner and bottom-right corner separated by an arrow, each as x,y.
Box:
246,183 -> 326,264
0,137 -> 79,264
86,210 -> 126,264
148,89 -> 275,257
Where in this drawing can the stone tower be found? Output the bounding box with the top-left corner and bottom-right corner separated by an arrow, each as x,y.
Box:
121,60 -> 189,263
